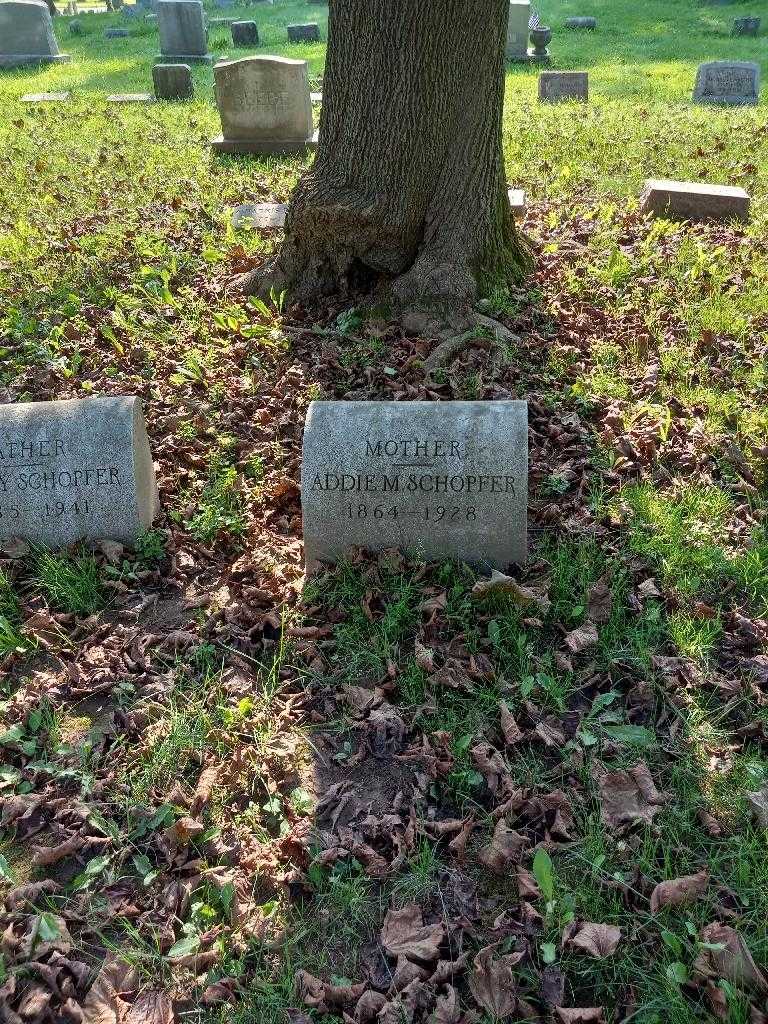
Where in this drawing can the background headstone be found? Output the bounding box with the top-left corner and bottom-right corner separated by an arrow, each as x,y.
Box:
152,62 -> 194,99
693,61 -> 759,105
231,20 -> 259,46
211,54 -> 317,154
639,179 -> 750,222
107,93 -> 154,102
0,397 -> 159,549
566,16 -> 596,29
732,16 -> 760,35
156,0 -> 212,64
104,27 -> 129,37
539,71 -> 588,102
287,22 -> 320,42
302,401 -> 528,571
0,0 -> 71,68
507,187 -> 526,219
505,0 -> 531,59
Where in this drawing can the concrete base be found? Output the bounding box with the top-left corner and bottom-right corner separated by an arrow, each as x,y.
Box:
507,49 -> 551,64
211,129 -> 318,155
0,53 -> 71,69
155,52 -> 212,64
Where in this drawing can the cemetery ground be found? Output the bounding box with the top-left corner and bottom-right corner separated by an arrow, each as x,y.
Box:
1,0 -> 768,1021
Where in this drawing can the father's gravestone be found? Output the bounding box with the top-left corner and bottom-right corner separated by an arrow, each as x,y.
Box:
0,0 -> 71,69
693,61 -> 759,105
539,71 -> 588,102
211,55 -> 317,154
505,0 -> 531,60
640,179 -> 750,223
0,397 -> 159,548
302,401 -> 528,571
156,0 -> 212,64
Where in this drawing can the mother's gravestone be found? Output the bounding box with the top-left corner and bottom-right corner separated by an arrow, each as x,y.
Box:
0,0 -> 71,69
302,401 -> 528,571
0,397 -> 159,548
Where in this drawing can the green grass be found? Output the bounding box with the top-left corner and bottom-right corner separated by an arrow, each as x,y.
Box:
3,1 -> 768,1021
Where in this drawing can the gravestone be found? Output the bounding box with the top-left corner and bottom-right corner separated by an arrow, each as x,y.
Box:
211,55 -> 317,155
152,62 -> 193,99
566,16 -> 596,28
104,27 -> 129,36
539,71 -> 588,102
302,401 -> 528,571
0,0 -> 71,69
505,0 -> 531,59
639,179 -> 750,223
231,201 -> 287,228
732,16 -> 760,35
693,61 -> 759,105
107,92 -> 154,102
287,22 -> 320,42
156,0 -> 212,64
0,397 -> 159,549
508,187 -> 526,219
69,18 -> 84,33
21,90 -> 71,101
232,21 -> 259,45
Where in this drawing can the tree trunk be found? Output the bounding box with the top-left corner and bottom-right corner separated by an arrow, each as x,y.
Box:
241,0 -> 531,310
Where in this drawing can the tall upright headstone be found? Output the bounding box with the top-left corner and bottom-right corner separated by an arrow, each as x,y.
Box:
0,397 -> 159,548
0,0 -> 71,69
693,61 -> 759,105
156,0 -> 211,64
211,55 -> 317,154
505,0 -> 531,60
302,401 -> 528,571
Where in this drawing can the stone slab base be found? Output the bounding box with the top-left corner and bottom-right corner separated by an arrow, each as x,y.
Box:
155,52 -> 213,64
211,130 -> 318,155
0,54 -> 71,68
507,49 -> 551,64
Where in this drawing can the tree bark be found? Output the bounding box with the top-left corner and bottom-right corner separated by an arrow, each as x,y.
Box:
240,0 -> 531,310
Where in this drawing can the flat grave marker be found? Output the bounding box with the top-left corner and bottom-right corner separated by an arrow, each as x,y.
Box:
107,93 -> 154,102
732,16 -> 760,36
231,201 -> 287,228
566,16 -> 597,28
21,91 -> 71,101
539,71 -> 588,102
693,61 -> 759,105
639,179 -> 750,222
302,401 -> 528,571
0,396 -> 159,549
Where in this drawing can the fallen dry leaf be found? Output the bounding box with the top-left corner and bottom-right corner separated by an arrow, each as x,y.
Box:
564,622 -> 599,655
564,922 -> 622,959
745,784 -> 768,828
124,990 -> 174,1024
599,762 -> 667,829
380,904 -> 443,963
477,819 -> 528,874
555,1009 -> 605,1023
468,943 -> 523,1019
649,870 -> 708,913
693,924 -> 768,993
586,577 -> 612,624
471,571 -> 551,615
499,701 -> 524,745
